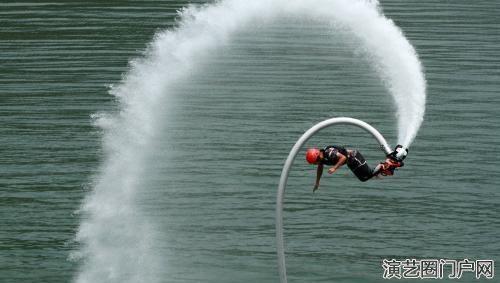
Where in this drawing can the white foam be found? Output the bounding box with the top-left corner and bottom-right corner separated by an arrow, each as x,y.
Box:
74,0 -> 426,282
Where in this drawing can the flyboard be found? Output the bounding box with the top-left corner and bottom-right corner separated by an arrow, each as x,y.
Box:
275,117 -> 408,283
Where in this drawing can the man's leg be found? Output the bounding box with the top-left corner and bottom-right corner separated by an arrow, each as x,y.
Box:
346,150 -> 376,182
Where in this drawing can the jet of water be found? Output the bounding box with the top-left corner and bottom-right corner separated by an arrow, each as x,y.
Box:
74,1 -> 425,282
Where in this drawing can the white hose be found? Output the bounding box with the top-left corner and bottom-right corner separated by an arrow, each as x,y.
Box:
275,117 -> 392,283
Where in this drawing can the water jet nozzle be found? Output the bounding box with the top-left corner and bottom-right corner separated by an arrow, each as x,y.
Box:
388,144 -> 408,163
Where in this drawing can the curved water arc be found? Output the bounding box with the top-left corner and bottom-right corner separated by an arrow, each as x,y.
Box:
75,1 -> 426,282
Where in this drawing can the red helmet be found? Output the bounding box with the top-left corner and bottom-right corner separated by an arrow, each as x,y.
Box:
305,148 -> 320,164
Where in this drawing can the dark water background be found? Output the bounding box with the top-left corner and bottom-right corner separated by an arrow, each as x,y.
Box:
1,0 -> 499,282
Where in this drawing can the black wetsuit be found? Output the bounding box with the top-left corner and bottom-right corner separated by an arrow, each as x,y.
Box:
320,146 -> 348,165
321,145 -> 376,182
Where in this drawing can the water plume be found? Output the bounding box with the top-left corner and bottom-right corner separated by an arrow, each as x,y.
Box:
74,0 -> 426,282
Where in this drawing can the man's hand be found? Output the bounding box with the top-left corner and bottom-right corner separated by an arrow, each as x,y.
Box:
313,184 -> 319,192
328,167 -> 337,174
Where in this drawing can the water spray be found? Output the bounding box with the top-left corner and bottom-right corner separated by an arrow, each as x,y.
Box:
75,0 -> 425,281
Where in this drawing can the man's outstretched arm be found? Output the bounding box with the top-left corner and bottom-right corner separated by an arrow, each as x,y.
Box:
313,163 -> 324,192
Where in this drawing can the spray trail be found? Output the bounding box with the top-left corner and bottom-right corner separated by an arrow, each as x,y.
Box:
75,0 -> 425,282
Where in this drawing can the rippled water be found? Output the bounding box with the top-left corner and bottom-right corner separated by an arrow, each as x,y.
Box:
1,1 -> 499,282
